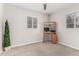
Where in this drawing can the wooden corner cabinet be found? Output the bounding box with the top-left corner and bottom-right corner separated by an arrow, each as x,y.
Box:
51,32 -> 58,44
43,21 -> 58,44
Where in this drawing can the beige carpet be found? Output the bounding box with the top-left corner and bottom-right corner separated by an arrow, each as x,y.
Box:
1,42 -> 79,56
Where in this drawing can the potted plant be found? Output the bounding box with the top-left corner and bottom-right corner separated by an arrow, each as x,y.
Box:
3,20 -> 10,51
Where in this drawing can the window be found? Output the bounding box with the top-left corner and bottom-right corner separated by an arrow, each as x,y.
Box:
27,16 -> 37,28
66,15 -> 74,28
33,17 -> 37,28
66,12 -> 79,28
27,16 -> 32,28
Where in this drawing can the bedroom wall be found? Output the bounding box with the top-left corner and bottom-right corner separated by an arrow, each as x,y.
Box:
50,4 -> 79,50
3,4 -> 48,47
0,3 -> 3,54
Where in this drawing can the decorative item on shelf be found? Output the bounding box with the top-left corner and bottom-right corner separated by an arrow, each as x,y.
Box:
44,27 -> 49,32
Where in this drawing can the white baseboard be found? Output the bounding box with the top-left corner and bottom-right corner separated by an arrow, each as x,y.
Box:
0,48 -> 3,55
59,42 -> 79,50
5,40 -> 43,51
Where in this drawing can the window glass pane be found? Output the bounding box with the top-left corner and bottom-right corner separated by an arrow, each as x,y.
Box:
27,16 -> 32,28
33,17 -> 37,28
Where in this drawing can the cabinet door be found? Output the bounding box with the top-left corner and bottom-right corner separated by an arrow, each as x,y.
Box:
51,33 -> 57,44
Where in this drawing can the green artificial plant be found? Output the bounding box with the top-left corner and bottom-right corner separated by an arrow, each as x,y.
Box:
3,20 -> 10,48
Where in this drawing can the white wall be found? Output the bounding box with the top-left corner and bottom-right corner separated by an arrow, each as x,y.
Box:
3,4 -> 48,47
0,4 -> 3,54
50,4 -> 79,50
4,3 -> 79,50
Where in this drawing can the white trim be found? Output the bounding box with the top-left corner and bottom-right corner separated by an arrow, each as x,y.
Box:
0,48 -> 3,55
59,42 -> 79,50
5,40 -> 43,51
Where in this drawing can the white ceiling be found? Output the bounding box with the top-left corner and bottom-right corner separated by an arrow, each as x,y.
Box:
10,3 -> 72,14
